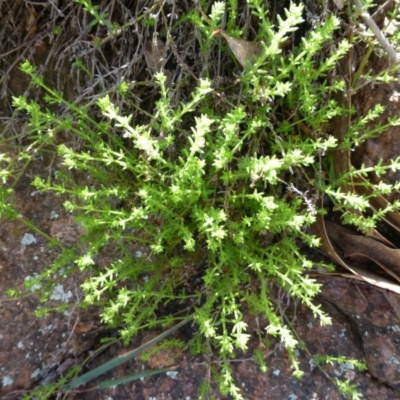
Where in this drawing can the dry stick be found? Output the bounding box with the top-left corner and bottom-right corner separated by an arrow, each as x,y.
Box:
354,0 -> 399,64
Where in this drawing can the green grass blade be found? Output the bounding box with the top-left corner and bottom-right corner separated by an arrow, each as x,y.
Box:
97,367 -> 171,389
63,316 -> 191,390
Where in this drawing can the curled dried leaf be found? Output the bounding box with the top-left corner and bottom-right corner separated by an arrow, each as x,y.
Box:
311,211 -> 400,294
25,4 -> 38,39
212,29 -> 263,69
326,220 -> 400,282
144,38 -> 167,73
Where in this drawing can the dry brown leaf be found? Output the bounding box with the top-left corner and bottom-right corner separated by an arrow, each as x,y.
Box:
25,4 -> 38,39
311,213 -> 400,294
313,270 -> 400,294
312,213 -> 358,273
332,0 -> 345,9
326,220 -> 400,283
212,29 -> 263,69
144,38 -> 167,73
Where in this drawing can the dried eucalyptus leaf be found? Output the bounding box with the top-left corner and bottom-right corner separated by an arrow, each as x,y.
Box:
144,39 -> 167,73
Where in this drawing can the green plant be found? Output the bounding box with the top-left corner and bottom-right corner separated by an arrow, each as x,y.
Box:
3,1 -> 400,398
312,355 -> 367,399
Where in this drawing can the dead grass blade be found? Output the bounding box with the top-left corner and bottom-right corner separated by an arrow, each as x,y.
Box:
313,270 -> 400,294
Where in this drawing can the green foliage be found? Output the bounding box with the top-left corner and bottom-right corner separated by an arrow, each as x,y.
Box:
312,354 -> 368,399
20,366 -> 82,400
74,0 -> 111,29
3,1 -> 400,399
